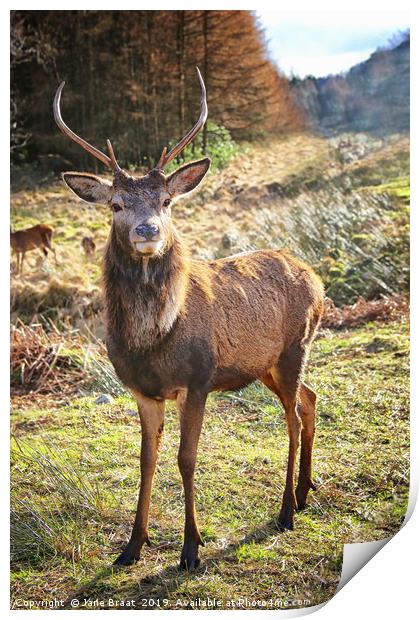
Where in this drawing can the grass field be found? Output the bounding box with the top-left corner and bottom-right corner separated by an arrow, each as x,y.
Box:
10,131 -> 410,610
10,318 -> 409,610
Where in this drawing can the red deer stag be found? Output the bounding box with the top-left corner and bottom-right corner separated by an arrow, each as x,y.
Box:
10,224 -> 57,274
81,235 -> 96,258
54,68 -> 324,570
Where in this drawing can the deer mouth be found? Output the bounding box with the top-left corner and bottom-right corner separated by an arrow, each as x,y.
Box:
133,240 -> 164,256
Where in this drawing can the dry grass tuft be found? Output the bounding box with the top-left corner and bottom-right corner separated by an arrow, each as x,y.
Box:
11,320 -> 89,397
11,320 -> 124,404
11,278 -> 102,323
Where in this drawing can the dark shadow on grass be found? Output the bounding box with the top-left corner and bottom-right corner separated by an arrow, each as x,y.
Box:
62,566 -> 116,609
63,516 -> 282,609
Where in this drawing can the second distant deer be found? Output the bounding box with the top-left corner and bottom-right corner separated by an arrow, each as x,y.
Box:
10,224 -> 58,274
81,235 -> 96,258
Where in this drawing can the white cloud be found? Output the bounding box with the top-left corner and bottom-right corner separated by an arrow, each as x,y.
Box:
257,9 -> 409,31
278,50 -> 376,78
256,8 -> 409,78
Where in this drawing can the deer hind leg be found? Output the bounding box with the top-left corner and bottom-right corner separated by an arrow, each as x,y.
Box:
43,233 -> 58,264
262,341 -> 308,531
295,382 -> 317,510
42,246 -> 49,266
12,251 -> 19,274
19,252 -> 26,274
114,392 -> 165,566
177,390 -> 207,571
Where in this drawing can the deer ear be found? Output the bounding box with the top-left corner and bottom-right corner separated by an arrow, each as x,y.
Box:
166,158 -> 211,197
62,172 -> 113,204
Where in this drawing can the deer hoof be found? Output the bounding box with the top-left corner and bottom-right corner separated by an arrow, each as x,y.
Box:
277,512 -> 294,532
296,497 -> 307,511
179,555 -> 200,571
295,479 -> 316,511
179,542 -> 201,571
295,487 -> 308,511
113,548 -> 140,566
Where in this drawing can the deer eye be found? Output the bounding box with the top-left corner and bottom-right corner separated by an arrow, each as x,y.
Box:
162,198 -> 171,208
111,203 -> 122,213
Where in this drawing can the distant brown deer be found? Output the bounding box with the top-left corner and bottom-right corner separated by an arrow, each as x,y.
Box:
54,68 -> 324,570
81,235 -> 96,258
10,224 -> 57,274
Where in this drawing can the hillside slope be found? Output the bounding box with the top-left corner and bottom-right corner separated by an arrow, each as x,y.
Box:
291,37 -> 409,136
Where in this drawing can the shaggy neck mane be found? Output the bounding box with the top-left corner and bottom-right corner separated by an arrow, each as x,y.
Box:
104,227 -> 190,351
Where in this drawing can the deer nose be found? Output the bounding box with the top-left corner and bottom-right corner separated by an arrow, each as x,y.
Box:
135,224 -> 160,240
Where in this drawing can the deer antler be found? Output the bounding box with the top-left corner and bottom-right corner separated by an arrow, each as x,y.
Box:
53,81 -> 121,172
155,66 -> 208,171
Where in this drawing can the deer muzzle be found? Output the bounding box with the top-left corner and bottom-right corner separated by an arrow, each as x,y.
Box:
131,223 -> 163,256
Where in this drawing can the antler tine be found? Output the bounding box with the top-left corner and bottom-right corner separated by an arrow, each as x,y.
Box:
53,81 -> 113,170
106,139 -> 122,173
155,146 -> 167,171
155,66 -> 208,171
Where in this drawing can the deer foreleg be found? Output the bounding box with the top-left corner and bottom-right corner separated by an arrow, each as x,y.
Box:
177,390 -> 206,571
114,392 -> 165,566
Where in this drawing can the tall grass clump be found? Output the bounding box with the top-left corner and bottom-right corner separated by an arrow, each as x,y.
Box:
88,353 -> 125,396
10,439 -> 115,566
243,185 -> 408,305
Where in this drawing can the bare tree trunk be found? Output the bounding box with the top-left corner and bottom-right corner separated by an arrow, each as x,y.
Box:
177,11 -> 186,159
147,13 -> 159,165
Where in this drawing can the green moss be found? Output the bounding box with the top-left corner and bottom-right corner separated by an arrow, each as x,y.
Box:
369,175 -> 410,204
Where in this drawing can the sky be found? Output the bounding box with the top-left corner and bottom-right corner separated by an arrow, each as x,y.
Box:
257,10 -> 410,78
